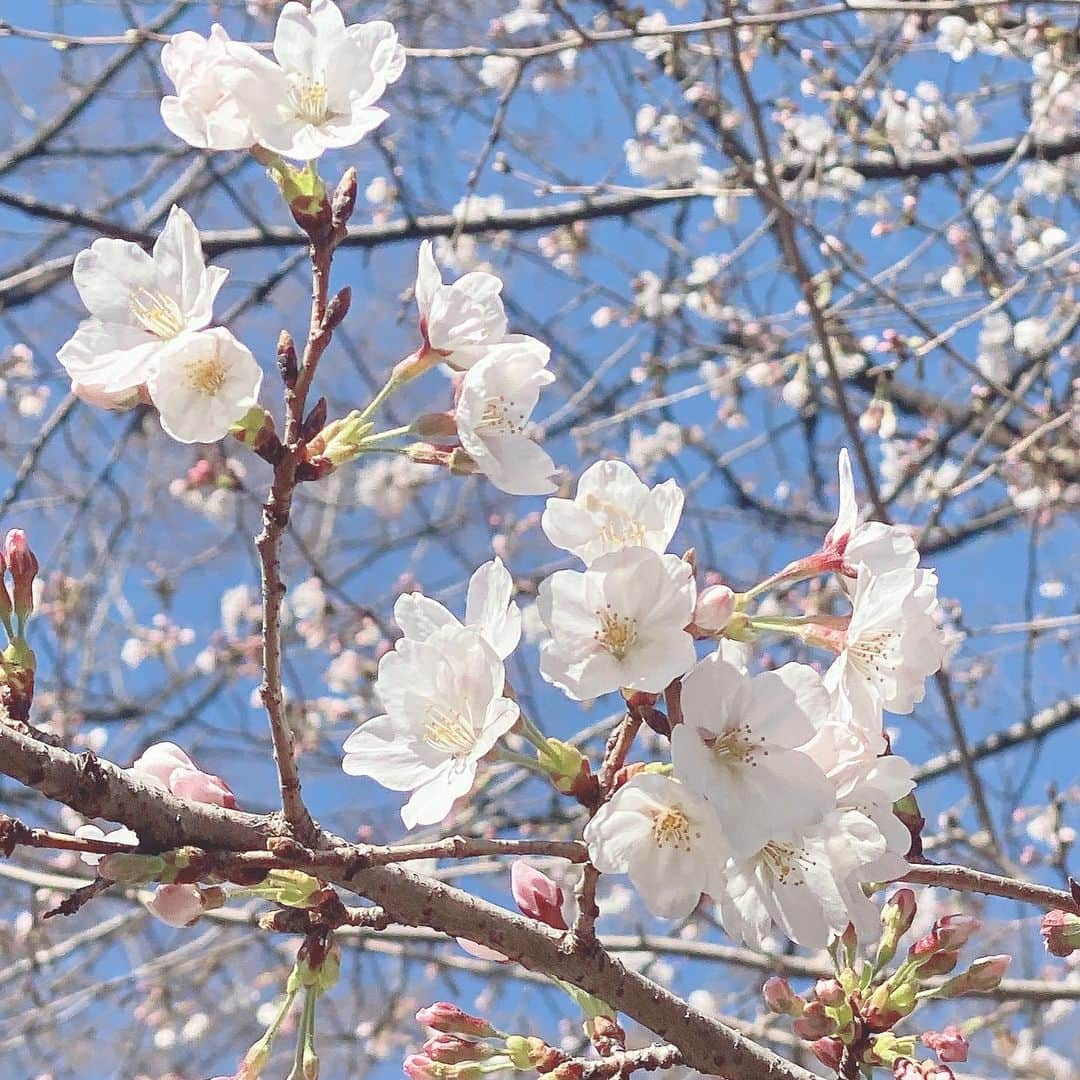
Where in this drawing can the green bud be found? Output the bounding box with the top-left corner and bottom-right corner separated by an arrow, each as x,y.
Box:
97,852 -> 166,884
868,1032 -> 917,1067
307,411 -> 375,469
536,738 -> 588,794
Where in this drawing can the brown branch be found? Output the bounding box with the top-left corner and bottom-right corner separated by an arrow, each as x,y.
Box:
901,862 -> 1079,915
0,723 -> 816,1080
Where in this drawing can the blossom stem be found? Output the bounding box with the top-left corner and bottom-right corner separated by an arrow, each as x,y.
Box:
361,424 -> 413,445
516,712 -> 550,752
495,747 -> 548,773
359,375 -> 401,423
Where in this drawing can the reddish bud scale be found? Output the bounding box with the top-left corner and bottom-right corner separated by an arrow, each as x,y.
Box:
1041,909 -> 1080,957
921,1026 -> 968,1063
810,1038 -> 844,1070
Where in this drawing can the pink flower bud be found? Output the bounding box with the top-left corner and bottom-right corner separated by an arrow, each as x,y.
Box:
131,742 -> 196,788
4,530 -> 38,621
762,976 -> 804,1016
962,954 -> 1010,991
169,766 -> 237,809
921,1026 -> 968,1063
931,914 -> 980,950
914,948 -> 959,977
404,1054 -> 441,1080
148,883 -> 205,927
693,584 -> 735,632
510,861 -> 567,930
810,1038 -> 844,1070
893,1061 -> 954,1080
1041,909 -> 1080,957
792,1001 -> 836,1040
814,978 -> 845,1007
415,1003 -> 498,1039
423,1036 -> 494,1065
883,888 -> 918,936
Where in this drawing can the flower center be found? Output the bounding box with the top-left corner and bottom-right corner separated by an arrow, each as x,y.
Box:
422,704 -> 477,758
760,841 -> 816,886
847,629 -> 903,686
184,353 -> 228,397
582,495 -> 648,548
593,605 -> 638,660
129,288 -> 185,339
650,805 -> 693,851
698,723 -> 764,766
289,77 -> 330,125
481,396 -> 526,434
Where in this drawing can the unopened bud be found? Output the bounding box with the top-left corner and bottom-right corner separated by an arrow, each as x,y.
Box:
763,976 -> 805,1016
814,978 -> 845,1006
510,861 -> 567,930
877,888 -> 918,967
930,914 -> 980,950
1041,909 -> 1080,957
792,1001 -> 836,1040
331,167 -> 358,232
148,883 -> 206,927
810,1038 -> 844,1070
893,1059 -> 955,1080
536,738 -> 590,795
323,287 -> 351,333
504,1035 -> 565,1072
4,531 -> 37,624
921,1026 -> 968,1063
413,411 -> 460,439
424,1036 -> 496,1065
916,948 -> 959,977
302,397 -> 329,443
941,954 -> 1009,995
98,852 -> 166,884
863,978 -> 917,1032
277,330 -> 299,387
230,405 -> 284,465
416,1003 -> 499,1039
693,584 -> 735,633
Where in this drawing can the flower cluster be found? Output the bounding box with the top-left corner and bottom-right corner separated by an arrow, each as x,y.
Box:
763,889 -> 1009,1076
341,449 -> 946,950
160,0 -> 405,160
57,206 -> 262,443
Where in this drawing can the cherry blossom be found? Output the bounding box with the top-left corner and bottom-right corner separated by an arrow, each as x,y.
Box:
455,338 -> 557,496
541,459 -> 683,565
414,241 -> 510,369
58,205 -> 227,397
57,207 -> 261,442
537,547 -> 696,700
583,773 -> 727,919
149,883 -> 206,928
341,625 -> 519,828
824,448 -> 918,584
146,327 -> 263,444
672,654 -> 835,855
713,809 -> 891,949
130,742 -> 237,809
394,558 -> 521,660
160,26 -> 262,150
821,566 -> 947,729
185,0 -> 406,161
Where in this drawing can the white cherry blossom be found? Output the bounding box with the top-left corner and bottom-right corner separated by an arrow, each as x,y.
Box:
342,625 -> 518,829
74,824 -> 139,867
713,809 -> 890,949
394,558 -> 521,660
415,240 -> 510,368
583,773 -> 727,919
824,448 -> 918,585
804,719 -> 915,868
58,205 -> 228,398
538,547 -> 696,700
673,655 -> 835,855
822,566 -> 946,729
146,327 -> 263,444
455,338 -> 557,496
541,459 -> 683,565
160,26 -> 262,150
225,1 -> 405,160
